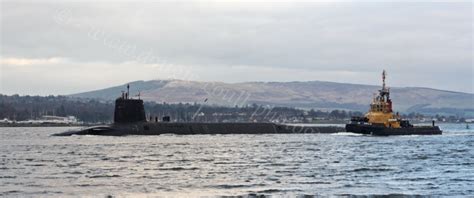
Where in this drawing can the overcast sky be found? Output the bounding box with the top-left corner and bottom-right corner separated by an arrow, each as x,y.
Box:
0,0 -> 472,95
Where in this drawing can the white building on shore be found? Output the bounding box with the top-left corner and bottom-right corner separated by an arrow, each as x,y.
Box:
16,116 -> 81,124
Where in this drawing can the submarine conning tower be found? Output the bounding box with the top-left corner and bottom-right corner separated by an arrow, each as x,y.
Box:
114,84 -> 146,123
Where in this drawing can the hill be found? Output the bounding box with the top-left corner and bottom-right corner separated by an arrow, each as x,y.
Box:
70,80 -> 474,115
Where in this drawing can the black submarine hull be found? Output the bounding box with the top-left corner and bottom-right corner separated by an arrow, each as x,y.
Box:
345,124 -> 442,136
53,122 -> 345,136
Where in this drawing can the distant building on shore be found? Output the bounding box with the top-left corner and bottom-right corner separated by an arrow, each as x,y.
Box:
0,118 -> 13,124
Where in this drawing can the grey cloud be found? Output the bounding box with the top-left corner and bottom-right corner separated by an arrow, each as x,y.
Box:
0,1 -> 472,94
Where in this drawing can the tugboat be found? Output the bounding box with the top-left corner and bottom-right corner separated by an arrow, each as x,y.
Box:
345,70 -> 442,136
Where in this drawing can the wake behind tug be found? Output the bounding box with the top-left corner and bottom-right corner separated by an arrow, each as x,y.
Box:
345,70 -> 442,136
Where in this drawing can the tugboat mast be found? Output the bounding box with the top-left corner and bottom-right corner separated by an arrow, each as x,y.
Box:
382,70 -> 386,90
382,69 -> 387,90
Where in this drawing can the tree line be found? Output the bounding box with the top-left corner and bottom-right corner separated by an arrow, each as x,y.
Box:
2,94 -> 463,123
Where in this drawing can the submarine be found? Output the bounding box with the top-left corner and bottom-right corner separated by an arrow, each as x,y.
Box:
345,70 -> 442,136
54,85 -> 344,136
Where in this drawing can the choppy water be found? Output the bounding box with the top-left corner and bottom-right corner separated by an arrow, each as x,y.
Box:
1,124 -> 473,197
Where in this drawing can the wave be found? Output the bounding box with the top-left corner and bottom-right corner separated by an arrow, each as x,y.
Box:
87,174 -> 121,178
351,167 -> 395,172
331,132 -> 363,136
208,184 -> 256,189
335,193 -> 429,198
157,167 -> 199,171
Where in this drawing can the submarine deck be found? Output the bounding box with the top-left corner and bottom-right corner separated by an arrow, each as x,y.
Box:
53,122 -> 345,136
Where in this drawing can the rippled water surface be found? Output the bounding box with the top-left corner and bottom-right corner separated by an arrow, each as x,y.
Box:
1,124 -> 473,197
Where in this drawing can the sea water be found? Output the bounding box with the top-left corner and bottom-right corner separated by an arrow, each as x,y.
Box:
0,124 -> 473,197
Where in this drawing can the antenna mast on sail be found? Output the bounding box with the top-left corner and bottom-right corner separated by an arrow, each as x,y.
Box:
127,84 -> 130,99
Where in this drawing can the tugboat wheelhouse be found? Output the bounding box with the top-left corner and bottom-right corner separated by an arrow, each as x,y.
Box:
346,70 -> 441,135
